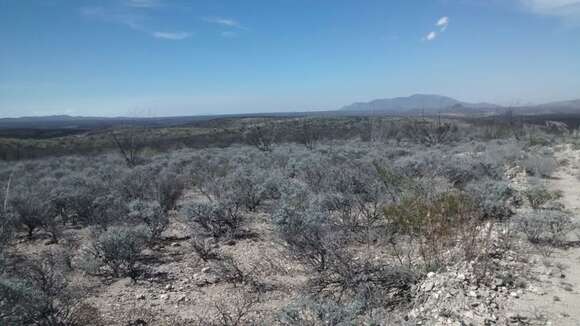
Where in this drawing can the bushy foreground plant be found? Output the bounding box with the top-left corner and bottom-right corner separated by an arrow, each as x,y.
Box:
515,209 -> 575,247
383,191 -> 484,270
79,225 -> 150,279
181,201 -> 244,239
272,182 -> 334,271
0,249 -> 101,326
277,298 -> 363,326
522,185 -> 562,209
128,199 -> 168,241
10,179 -> 59,241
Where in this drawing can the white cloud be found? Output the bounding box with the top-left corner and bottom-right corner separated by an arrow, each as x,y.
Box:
423,16 -> 448,42
203,17 -> 244,29
425,31 -> 437,41
437,16 -> 449,31
152,31 -> 191,40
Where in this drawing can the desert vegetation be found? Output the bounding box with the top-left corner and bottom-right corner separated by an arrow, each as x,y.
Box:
0,116 -> 577,325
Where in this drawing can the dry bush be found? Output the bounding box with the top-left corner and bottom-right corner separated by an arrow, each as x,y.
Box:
277,297 -> 362,326
384,191 -> 485,271
181,201 -> 244,240
79,225 -> 149,280
194,291 -> 260,326
191,235 -> 219,262
0,249 -> 100,326
309,252 -> 417,310
272,189 -> 336,271
154,169 -> 185,212
522,186 -> 561,209
515,209 -> 576,249
128,199 -> 168,242
243,124 -> 276,152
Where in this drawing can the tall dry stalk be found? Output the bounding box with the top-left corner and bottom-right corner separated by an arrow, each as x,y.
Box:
3,168 -> 15,214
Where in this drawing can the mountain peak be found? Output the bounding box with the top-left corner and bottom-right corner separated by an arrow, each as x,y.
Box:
340,94 -> 499,114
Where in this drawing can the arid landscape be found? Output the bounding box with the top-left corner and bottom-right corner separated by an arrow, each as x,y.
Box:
2,115 -> 580,325
3,1 -> 580,324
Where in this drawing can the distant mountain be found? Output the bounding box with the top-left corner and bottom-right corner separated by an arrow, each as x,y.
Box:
340,94 -> 500,114
528,99 -> 580,113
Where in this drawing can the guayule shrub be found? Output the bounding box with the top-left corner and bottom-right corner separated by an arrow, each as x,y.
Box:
464,178 -> 513,220
515,209 -> 575,246
50,172 -> 106,226
520,153 -> 557,178
0,249 -> 91,326
277,297 -> 363,326
10,177 -> 58,239
154,169 -> 184,212
272,181 -> 337,271
181,201 -> 244,239
90,193 -> 127,230
81,225 -> 150,279
522,185 -> 561,209
128,199 -> 168,241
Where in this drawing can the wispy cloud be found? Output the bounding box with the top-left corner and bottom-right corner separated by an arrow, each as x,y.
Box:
80,6 -> 145,30
81,3 -> 191,40
152,31 -> 191,40
203,16 -> 244,29
423,16 -> 449,42
518,0 -> 580,23
123,0 -> 162,8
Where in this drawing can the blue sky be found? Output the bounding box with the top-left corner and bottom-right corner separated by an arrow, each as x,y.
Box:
1,0 -> 579,117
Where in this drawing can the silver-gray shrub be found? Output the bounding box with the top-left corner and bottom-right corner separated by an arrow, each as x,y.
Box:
181,200 -> 244,239
9,177 -> 59,240
272,180 -> 337,271
0,249 -> 84,326
277,297 -> 363,326
79,225 -> 150,279
515,209 -> 575,246
128,199 -> 168,241
464,178 -> 513,220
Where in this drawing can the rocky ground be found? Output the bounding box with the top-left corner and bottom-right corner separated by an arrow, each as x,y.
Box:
8,146 -> 580,325
410,144 -> 580,326
508,145 -> 580,326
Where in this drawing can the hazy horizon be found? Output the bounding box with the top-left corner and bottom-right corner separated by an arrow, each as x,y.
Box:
1,0 -> 580,118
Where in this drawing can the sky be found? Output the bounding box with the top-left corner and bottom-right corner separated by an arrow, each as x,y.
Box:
0,0 -> 579,118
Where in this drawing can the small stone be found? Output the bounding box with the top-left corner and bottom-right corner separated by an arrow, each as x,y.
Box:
201,267 -> 211,273
160,294 -> 169,301
165,284 -> 173,291
136,294 -> 145,300
427,272 -> 436,279
470,302 -> 480,307
510,292 -> 519,298
171,242 -> 181,247
422,281 -> 435,292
